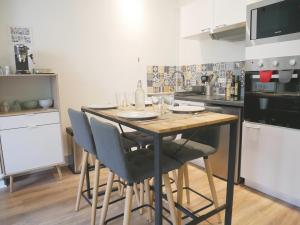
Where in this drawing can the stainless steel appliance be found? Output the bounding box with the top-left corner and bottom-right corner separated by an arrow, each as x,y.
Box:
174,99 -> 243,183
14,44 -> 34,74
246,0 -> 300,47
244,55 -> 300,129
241,56 -> 300,207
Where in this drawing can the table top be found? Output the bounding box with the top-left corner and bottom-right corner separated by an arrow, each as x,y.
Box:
82,107 -> 238,135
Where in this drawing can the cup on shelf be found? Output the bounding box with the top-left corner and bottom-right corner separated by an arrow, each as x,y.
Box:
39,99 -> 53,109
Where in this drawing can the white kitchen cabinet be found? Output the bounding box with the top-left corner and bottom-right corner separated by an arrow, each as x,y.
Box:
241,122 -> 300,207
213,0 -> 246,30
180,0 -> 213,38
1,123 -> 63,175
0,74 -> 64,191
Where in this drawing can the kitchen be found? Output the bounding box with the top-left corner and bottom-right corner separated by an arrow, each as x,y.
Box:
0,0 -> 300,225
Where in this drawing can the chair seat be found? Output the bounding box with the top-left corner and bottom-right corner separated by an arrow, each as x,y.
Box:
161,139 -> 216,164
123,131 -> 176,147
121,136 -> 139,151
121,149 -> 181,183
122,131 -> 154,147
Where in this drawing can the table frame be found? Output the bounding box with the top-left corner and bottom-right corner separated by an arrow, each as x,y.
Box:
82,107 -> 238,225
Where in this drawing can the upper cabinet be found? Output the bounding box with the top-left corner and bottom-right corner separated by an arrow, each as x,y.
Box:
180,0 -> 213,38
180,0 -> 246,39
213,0 -> 246,31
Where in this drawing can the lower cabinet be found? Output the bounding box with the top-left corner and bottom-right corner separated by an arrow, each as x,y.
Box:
0,113 -> 64,176
241,121 -> 300,207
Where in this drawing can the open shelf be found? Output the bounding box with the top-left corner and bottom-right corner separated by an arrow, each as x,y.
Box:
0,108 -> 59,117
0,74 -> 57,78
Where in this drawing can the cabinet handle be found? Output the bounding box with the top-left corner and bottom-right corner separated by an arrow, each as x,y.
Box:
215,24 -> 227,28
201,28 -> 210,32
244,123 -> 261,129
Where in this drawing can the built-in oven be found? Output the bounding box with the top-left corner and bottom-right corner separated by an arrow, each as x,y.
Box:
246,0 -> 300,47
241,56 -> 300,207
244,55 -> 300,128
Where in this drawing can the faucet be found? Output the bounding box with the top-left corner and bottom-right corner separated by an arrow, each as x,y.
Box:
172,71 -> 185,92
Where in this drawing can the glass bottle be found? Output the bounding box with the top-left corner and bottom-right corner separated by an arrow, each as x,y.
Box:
135,80 -> 145,110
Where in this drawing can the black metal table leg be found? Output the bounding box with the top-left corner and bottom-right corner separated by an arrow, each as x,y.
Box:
154,133 -> 163,225
224,121 -> 238,225
86,162 -> 92,199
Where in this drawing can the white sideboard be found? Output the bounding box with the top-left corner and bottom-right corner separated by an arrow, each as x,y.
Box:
0,74 -> 64,191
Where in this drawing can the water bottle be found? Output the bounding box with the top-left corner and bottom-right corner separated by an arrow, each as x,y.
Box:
135,80 -> 145,110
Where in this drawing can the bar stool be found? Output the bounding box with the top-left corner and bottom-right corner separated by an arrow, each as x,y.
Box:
68,109 -> 138,225
90,118 -> 182,225
162,107 -> 223,225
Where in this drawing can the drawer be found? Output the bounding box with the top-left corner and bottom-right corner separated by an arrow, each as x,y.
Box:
0,112 -> 60,130
1,123 -> 64,175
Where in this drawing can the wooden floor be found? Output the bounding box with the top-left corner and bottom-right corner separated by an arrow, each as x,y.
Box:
0,165 -> 299,225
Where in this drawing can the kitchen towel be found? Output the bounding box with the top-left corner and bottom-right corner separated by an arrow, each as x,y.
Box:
278,70 -> 293,83
259,70 -> 273,83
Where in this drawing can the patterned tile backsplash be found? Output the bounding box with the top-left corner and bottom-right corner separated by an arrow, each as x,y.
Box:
147,61 -> 245,95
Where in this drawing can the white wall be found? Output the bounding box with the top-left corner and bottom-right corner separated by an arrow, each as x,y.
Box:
179,37 -> 245,65
0,0 -> 179,154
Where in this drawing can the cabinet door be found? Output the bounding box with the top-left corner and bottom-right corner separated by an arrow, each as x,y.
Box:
241,122 -> 262,179
180,0 -> 213,38
213,0 -> 246,28
1,124 -> 64,175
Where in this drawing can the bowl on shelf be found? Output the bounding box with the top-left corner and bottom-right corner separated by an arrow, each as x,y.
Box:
38,99 -> 53,109
22,100 -> 38,110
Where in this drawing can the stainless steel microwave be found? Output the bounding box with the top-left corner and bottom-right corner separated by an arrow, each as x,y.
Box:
246,0 -> 300,47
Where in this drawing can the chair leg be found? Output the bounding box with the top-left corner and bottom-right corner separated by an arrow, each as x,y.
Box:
123,184 -> 133,225
177,166 -> 184,225
144,179 -> 152,222
9,176 -> 13,193
99,171 -> 115,225
163,174 -> 178,225
139,182 -> 144,215
56,166 -> 63,180
204,157 -> 222,224
183,163 -> 191,204
120,178 -> 125,197
172,170 -> 178,187
91,159 -> 100,225
75,151 -> 89,211
133,183 -> 140,207
117,176 -> 122,195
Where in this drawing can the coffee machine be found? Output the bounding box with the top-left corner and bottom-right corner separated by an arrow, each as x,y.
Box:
14,44 -> 34,74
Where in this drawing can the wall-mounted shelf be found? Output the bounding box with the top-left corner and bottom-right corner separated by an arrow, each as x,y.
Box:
0,74 -> 57,78
0,108 -> 58,117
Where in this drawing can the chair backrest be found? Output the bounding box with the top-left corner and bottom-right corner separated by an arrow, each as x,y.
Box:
68,108 -> 96,155
182,106 -> 222,149
90,117 -> 131,180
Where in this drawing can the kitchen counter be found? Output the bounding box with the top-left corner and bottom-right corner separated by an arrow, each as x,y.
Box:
175,93 -> 244,107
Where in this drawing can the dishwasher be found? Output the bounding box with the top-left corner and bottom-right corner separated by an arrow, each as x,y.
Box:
174,100 -> 242,183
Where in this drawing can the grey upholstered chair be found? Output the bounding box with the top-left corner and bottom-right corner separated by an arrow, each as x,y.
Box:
90,117 -> 182,225
162,106 -> 223,224
68,109 -> 137,225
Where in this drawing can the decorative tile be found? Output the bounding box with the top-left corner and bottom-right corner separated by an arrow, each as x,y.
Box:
146,61 -> 245,95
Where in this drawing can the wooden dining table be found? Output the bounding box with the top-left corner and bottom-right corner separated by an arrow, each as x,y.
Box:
82,106 -> 238,225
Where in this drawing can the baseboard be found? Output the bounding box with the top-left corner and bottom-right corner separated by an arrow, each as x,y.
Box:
245,179 -> 300,208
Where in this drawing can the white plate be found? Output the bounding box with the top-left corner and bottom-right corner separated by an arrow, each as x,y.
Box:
168,105 -> 205,113
130,100 -> 153,106
117,111 -> 159,120
87,104 -> 117,109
